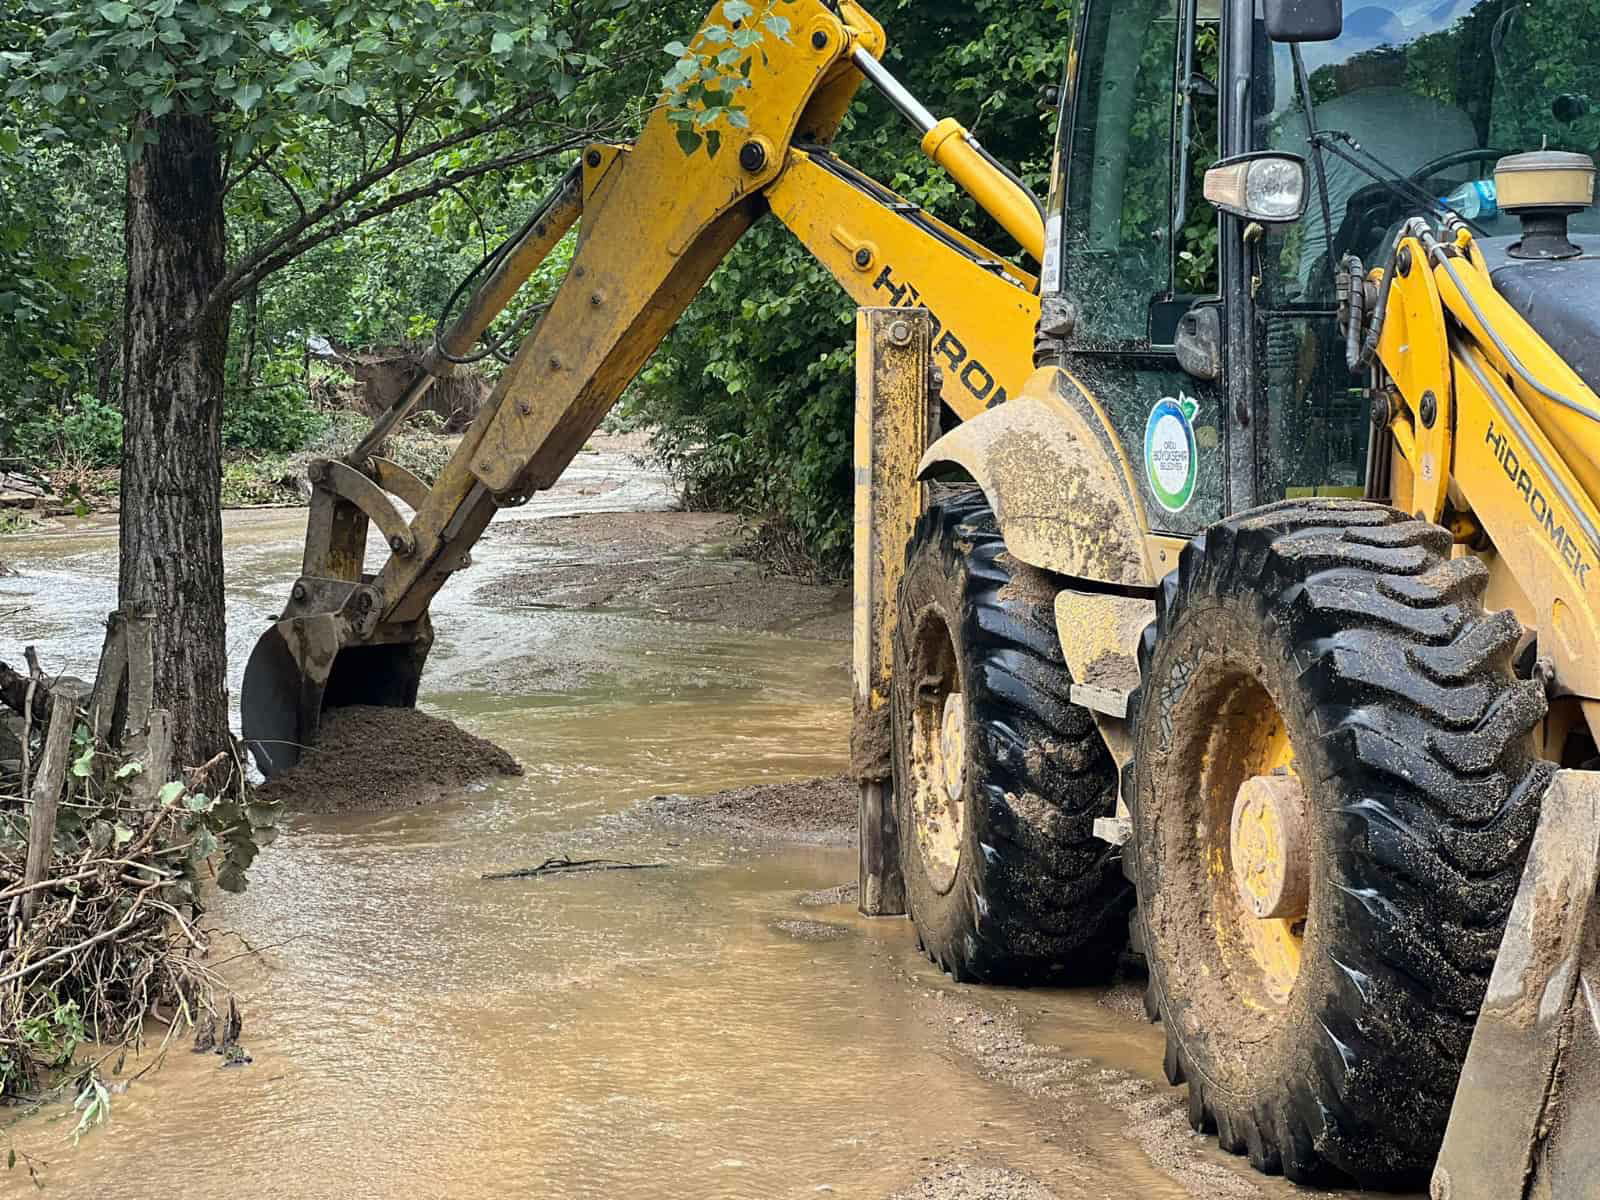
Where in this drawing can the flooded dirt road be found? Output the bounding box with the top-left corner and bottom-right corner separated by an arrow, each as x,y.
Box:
0,442 -> 1367,1198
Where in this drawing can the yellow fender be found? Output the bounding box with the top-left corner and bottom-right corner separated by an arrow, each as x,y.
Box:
919,365 -> 1157,588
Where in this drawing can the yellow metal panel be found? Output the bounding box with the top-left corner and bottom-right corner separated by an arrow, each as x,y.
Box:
1434,246 -> 1600,517
1451,340 -> 1600,696
1376,242 -> 1452,521
1052,589 -> 1154,771
767,152 -> 1038,422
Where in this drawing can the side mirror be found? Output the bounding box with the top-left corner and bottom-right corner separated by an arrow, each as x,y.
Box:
1263,0 -> 1342,42
1204,152 -> 1308,224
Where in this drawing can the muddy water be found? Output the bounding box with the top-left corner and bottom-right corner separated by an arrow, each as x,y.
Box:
0,448 -> 1349,1198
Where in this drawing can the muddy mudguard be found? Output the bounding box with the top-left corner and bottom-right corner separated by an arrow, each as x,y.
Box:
918,365 -> 1156,589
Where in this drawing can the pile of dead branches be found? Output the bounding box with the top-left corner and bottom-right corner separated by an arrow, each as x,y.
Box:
0,612 -> 271,1111
0,801 -> 218,1099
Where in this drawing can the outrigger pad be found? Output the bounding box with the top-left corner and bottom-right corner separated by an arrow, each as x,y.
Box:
1433,768 -> 1600,1199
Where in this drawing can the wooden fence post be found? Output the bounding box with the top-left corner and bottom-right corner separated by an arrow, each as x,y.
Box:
21,682 -> 86,923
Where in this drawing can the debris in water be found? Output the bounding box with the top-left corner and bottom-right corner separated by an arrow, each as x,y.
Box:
620,776 -> 858,846
256,705 -> 522,813
482,856 -> 667,881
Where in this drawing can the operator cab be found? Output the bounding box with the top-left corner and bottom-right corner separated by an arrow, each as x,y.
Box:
1042,0 -> 1600,530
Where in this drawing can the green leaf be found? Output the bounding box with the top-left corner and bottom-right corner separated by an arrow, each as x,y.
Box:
490,30 -> 515,55
70,746 -> 95,778
0,129 -> 18,154
158,780 -> 185,807
723,0 -> 754,20
114,760 -> 144,780
663,40 -> 688,57
675,128 -> 703,156
41,83 -> 69,106
112,823 -> 134,848
190,827 -> 218,861
97,1 -> 132,22
233,82 -> 263,112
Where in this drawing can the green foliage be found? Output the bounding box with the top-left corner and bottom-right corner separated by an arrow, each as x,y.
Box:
661,0 -> 797,157
629,0 -> 1076,572
0,0 -> 662,476
2,0 -> 621,161
222,385 -> 327,453
9,395 -> 124,467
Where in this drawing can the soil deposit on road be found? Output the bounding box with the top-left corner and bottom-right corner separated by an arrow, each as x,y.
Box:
618,774 -> 857,846
257,705 -> 523,813
478,509 -> 851,640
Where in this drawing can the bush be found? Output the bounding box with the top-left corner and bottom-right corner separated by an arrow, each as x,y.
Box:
55,394 -> 122,465
222,384 -> 328,454
6,394 -> 123,467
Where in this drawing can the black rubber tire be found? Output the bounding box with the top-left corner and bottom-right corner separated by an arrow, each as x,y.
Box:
1126,499 -> 1552,1188
891,487 -> 1131,984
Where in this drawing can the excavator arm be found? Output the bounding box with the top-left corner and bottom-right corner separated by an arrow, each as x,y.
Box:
242,0 -> 1045,774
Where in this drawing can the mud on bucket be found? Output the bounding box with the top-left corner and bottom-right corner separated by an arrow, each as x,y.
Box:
241,613 -> 433,778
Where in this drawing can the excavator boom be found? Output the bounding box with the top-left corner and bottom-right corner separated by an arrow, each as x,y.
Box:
242,0 -> 1044,774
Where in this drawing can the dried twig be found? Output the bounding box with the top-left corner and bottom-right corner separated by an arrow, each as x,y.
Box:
482,856 -> 668,881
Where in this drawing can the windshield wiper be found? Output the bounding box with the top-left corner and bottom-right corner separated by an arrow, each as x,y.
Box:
1308,129 -> 1491,237
1286,43 -> 1489,262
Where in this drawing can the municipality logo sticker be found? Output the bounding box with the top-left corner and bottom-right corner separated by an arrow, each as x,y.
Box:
1145,394 -> 1199,514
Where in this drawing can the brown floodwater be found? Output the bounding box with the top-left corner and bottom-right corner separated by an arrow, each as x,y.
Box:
0,449 -> 1368,1198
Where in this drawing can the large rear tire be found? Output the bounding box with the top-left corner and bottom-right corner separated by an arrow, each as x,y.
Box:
1127,500 -> 1551,1187
892,487 -> 1130,985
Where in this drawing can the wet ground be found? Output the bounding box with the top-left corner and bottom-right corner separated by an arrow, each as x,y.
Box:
0,439 -> 1362,1198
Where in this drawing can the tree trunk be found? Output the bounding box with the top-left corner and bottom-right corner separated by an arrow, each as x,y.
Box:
118,114 -> 232,771
95,330 -> 120,411
239,283 -> 257,392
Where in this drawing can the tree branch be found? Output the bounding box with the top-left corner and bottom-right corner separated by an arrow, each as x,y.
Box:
261,158 -> 308,223
224,132 -> 595,300
207,91 -> 555,321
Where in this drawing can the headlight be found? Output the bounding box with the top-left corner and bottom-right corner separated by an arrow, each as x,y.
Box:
1203,153 -> 1309,224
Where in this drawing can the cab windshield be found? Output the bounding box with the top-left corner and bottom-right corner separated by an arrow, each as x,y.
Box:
1258,0 -> 1600,306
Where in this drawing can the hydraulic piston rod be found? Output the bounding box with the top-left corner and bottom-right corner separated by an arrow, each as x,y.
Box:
850,46 -> 1045,263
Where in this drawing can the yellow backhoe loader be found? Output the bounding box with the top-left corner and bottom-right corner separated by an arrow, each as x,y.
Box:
241,0 -> 1599,1193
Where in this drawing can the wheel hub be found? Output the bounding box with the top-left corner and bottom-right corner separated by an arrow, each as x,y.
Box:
1231,773 -> 1310,921
939,696 -> 966,805
912,688 -> 967,895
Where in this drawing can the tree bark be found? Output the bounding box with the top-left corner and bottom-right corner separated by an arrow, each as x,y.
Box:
238,283 -> 257,392
118,114 -> 232,771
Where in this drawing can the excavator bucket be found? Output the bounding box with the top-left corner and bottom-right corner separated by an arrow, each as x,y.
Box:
241,614 -> 433,777
1433,768 -> 1600,1200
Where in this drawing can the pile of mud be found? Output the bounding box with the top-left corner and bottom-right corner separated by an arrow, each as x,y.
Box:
258,705 -> 522,813
624,775 -> 857,845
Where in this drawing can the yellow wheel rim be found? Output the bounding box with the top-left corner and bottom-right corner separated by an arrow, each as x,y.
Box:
1195,680 -> 1306,1005
909,618 -> 965,895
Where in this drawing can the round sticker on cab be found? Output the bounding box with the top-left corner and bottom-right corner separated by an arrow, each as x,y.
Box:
1144,394 -> 1199,514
